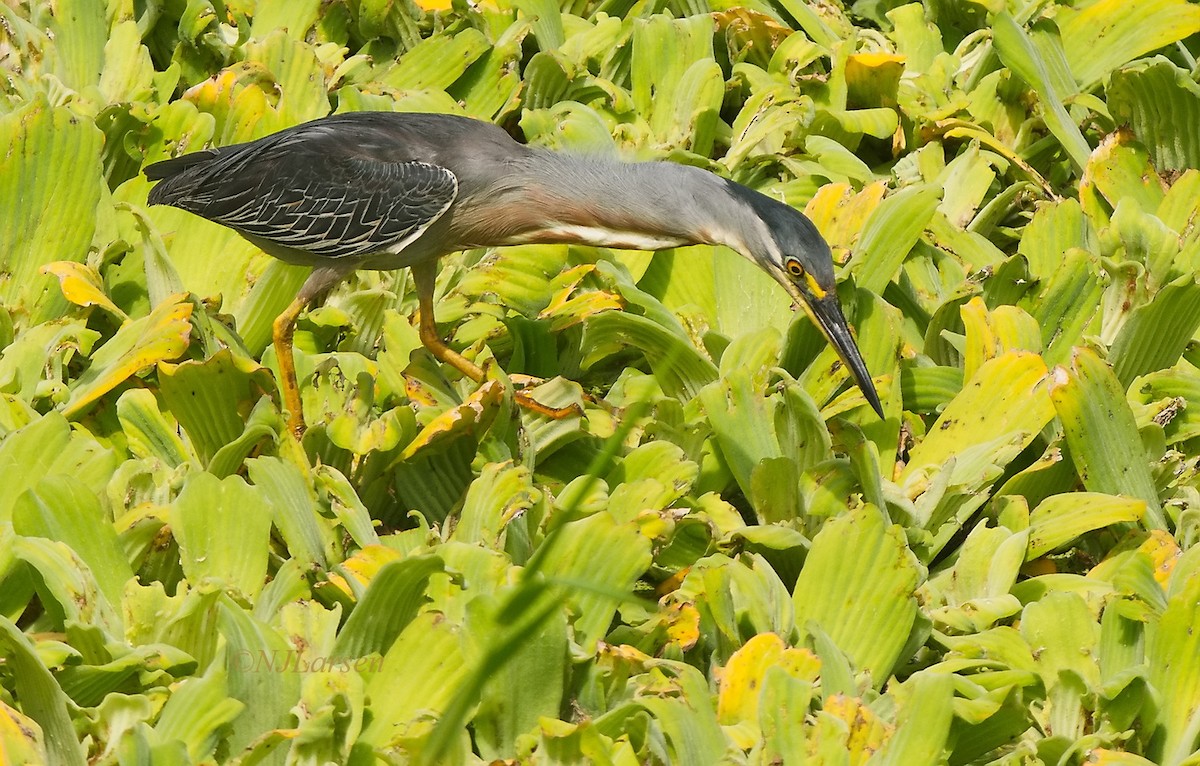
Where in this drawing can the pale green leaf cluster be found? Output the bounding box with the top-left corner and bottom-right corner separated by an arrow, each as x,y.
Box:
2,0 -> 1200,764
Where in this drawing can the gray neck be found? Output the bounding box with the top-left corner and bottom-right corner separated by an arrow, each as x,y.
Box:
495,151 -> 775,256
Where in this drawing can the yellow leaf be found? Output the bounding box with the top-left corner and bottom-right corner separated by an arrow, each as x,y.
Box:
0,699 -> 44,765
665,602 -> 700,651
717,633 -> 820,725
1140,529 -> 1181,588
399,380 -> 502,460
804,180 -> 888,259
900,351 -> 1055,488
326,544 -> 403,598
1084,747 -> 1159,765
40,261 -> 128,320
714,8 -> 792,51
823,694 -> 892,765
64,294 -> 194,417
960,298 -> 1042,381
845,53 -> 905,108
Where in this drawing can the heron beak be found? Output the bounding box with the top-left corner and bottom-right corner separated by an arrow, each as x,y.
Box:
787,285 -> 885,418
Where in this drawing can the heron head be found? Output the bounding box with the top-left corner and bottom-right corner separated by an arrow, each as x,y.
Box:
739,191 -> 884,418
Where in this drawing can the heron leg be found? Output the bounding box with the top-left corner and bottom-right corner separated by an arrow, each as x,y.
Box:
273,266 -> 348,438
411,260 -> 486,381
410,261 -> 581,419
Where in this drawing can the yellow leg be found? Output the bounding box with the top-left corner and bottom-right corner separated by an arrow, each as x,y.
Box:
273,266 -> 349,438
273,295 -> 308,438
412,261 -> 486,381
410,261 -> 581,419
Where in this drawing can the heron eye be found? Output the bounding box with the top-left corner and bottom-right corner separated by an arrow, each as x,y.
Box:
786,259 -> 805,279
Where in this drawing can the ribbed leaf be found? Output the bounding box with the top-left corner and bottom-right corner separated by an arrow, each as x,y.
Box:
469,590 -> 568,760
216,600 -> 301,756
993,13 -> 1091,171
246,456 -> 335,568
1085,133 -> 1166,214
151,668 -> 244,762
1110,275 -> 1200,386
1020,247 -> 1104,366
1109,59 -> 1200,172
171,472 -> 272,600
0,99 -> 103,325
876,672 -> 954,765
1058,0 -> 1200,90
852,184 -> 941,294
360,611 -> 469,747
330,555 -> 442,659
581,310 -> 718,399
378,28 -> 491,91
158,349 -> 276,467
1148,571 -> 1200,765
12,477 -> 133,612
1049,347 -> 1166,529
901,352 -> 1055,485
1027,493 -> 1146,559
0,617 -> 85,766
534,511 -> 652,650
793,506 -> 921,687
0,412 -> 119,524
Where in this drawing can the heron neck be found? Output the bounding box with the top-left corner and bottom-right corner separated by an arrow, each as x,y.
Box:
504,152 -> 770,255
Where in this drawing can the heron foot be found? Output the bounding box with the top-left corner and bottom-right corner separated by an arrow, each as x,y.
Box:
514,389 -> 584,419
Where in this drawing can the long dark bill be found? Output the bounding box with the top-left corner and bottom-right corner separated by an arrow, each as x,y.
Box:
806,294 -> 885,418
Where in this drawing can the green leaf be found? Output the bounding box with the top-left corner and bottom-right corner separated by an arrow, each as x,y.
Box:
12,477 -> 133,611
360,611 -> 470,748
158,349 -> 276,467
581,310 -> 718,400
1049,348 -> 1167,530
1027,493 -> 1145,560
0,98 -> 103,325
700,369 -> 784,500
1058,0 -> 1200,90
469,590 -> 568,760
246,456 -> 335,568
1148,571 -> 1200,765
0,411 -> 119,524
635,662 -> 729,766
117,389 -> 192,467
330,555 -> 443,659
631,15 -> 717,149
876,671 -> 954,765
1020,247 -> 1104,367
993,13 -> 1091,171
852,184 -> 941,294
171,472 -> 272,601
216,599 -> 302,756
533,512 -> 652,651
152,666 -> 244,762
0,617 -> 85,766
1108,58 -> 1200,172
1110,274 -> 1200,387
378,28 -> 491,91
793,506 -> 922,687
243,32 -> 333,125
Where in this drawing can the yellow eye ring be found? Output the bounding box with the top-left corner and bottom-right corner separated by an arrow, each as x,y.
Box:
785,259 -> 805,278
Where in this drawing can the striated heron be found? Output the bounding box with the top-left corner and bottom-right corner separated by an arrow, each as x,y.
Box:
145,112 -> 883,435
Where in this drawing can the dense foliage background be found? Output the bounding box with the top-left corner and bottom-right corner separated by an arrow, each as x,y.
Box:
2,0 -> 1200,763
